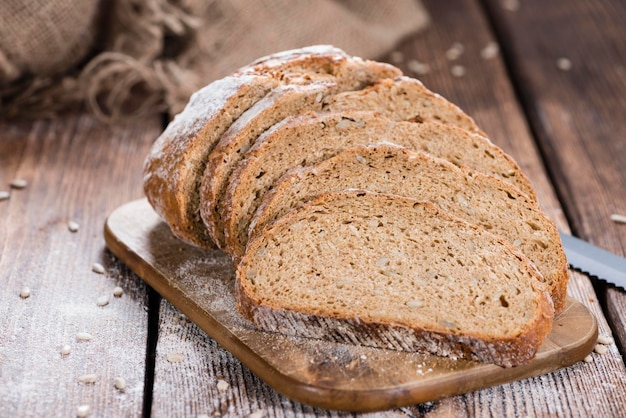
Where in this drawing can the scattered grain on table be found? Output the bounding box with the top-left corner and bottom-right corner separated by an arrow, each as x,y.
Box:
610,213 -> 626,224
446,42 -> 464,60
407,59 -> 430,76
19,286 -> 31,298
61,344 -> 72,355
76,404 -> 91,417
97,295 -> 110,307
583,355 -> 593,363
78,374 -> 97,383
114,377 -> 126,390
390,51 -> 404,64
167,352 -> 184,362
113,286 -> 124,297
501,0 -> 520,12
0,191 -> 9,201
597,335 -> 614,345
76,332 -> 94,341
92,263 -> 105,274
248,411 -> 264,418
481,42 -> 500,60
68,221 -> 80,232
216,379 -> 230,391
594,344 -> 608,355
451,65 -> 466,77
9,179 -> 28,189
557,57 -> 572,71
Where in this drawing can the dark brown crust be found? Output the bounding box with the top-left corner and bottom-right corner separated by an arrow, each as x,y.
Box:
236,290 -> 553,368
236,191 -> 555,367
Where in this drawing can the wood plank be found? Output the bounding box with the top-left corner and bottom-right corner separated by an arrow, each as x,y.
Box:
145,0 -> 625,415
0,114 -> 160,416
481,0 -> 626,361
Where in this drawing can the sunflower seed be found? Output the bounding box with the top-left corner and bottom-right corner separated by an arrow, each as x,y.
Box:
9,179 -> 28,189
19,286 -> 31,298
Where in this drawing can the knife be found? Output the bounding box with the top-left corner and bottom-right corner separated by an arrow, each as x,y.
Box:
559,231 -> 626,290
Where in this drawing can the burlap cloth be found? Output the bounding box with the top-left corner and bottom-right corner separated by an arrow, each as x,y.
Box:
0,0 -> 428,122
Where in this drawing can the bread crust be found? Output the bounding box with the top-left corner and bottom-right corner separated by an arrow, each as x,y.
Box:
142,74 -> 277,247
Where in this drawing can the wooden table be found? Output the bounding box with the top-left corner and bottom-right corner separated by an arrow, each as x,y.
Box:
1,0 -> 624,416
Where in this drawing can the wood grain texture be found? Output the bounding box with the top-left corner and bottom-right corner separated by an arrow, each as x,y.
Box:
481,0 -> 626,360
0,115 -> 159,416
105,199 -> 598,413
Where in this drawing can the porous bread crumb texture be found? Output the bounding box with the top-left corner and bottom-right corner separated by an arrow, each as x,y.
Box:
248,143 -> 567,313
324,76 -> 485,136
236,191 -> 554,367
201,57 -> 403,250
225,108 -> 535,260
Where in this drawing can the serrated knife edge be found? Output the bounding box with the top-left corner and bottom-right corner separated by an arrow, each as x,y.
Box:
559,231 -> 626,290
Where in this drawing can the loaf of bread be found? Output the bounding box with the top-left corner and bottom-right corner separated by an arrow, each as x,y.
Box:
221,110 -> 536,260
142,45 -> 569,366
249,143 -> 567,312
144,46 -> 400,248
236,191 -> 554,367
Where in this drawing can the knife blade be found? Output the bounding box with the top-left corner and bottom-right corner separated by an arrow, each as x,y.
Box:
559,231 -> 626,290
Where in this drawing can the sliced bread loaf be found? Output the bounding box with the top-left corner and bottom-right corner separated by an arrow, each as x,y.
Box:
144,46 -> 400,248
221,110 -> 536,260
202,62 -> 402,250
236,190 -> 554,367
143,74 -> 278,248
249,143 -> 568,313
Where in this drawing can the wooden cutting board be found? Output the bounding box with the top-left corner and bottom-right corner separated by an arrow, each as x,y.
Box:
104,199 -> 598,412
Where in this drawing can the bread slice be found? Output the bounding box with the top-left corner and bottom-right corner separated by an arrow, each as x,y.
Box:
202,61 -> 401,250
143,74 -> 278,248
324,76 -> 486,136
221,110 -> 536,260
236,191 -> 554,367
144,46 -> 400,248
250,143 -> 568,313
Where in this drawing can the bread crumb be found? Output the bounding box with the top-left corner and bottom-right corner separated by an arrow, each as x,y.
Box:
114,377 -> 126,390
556,58 -> 572,71
68,221 -> 80,232
481,42 -> 500,60
594,344 -> 608,355
92,263 -> 105,274
167,352 -> 185,362
216,379 -> 230,391
451,65 -> 466,78
610,213 -> 626,224
19,286 -> 31,299
0,191 -> 9,201
446,42 -> 464,61
61,344 -> 72,355
501,0 -> 520,12
597,335 -> 614,345
113,286 -> 124,297
76,404 -> 91,417
407,59 -> 430,76
583,355 -> 593,363
9,179 -> 28,189
78,374 -> 97,384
